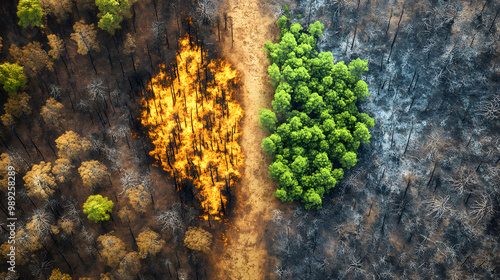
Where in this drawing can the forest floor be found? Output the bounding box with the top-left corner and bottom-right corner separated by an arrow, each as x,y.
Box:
210,0 -> 279,279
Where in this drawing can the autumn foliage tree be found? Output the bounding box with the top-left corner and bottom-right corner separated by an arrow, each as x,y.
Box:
71,20 -> 99,55
99,272 -> 114,280
123,33 -> 136,72
1,92 -> 31,127
116,252 -> 141,279
137,230 -> 165,258
71,20 -> 99,72
47,34 -> 65,60
41,0 -> 72,22
123,33 -> 136,54
57,216 -> 77,236
83,194 -> 114,222
55,131 -> 91,160
17,0 -> 44,29
0,271 -> 18,279
10,42 -> 53,76
0,63 -> 27,94
26,209 -> 56,243
41,97 -> 64,127
184,226 -> 213,252
51,158 -> 74,183
23,161 -> 56,200
125,184 -> 149,213
0,153 -> 15,193
0,227 -> 42,266
49,268 -> 72,280
79,160 -> 109,189
260,17 -> 373,209
97,232 -> 126,267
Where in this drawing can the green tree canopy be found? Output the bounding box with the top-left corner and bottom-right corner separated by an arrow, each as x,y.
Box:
261,18 -> 373,209
259,108 -> 278,132
83,195 -> 114,222
0,63 -> 27,94
95,0 -> 135,35
17,0 -> 44,28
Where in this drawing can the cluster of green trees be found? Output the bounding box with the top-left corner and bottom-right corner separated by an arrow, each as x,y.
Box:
0,63 -> 26,94
0,63 -> 30,126
95,0 -> 136,35
260,16 -> 374,210
16,0 -> 135,35
17,0 -> 45,29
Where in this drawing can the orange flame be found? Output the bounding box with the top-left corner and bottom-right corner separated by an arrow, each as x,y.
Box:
140,36 -> 245,219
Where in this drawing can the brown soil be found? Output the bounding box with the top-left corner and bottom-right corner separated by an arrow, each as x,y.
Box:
210,0 -> 280,279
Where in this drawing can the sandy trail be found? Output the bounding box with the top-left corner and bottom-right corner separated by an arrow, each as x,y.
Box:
211,0 -> 278,279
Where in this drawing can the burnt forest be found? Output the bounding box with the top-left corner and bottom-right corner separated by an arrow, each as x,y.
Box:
0,0 -> 499,279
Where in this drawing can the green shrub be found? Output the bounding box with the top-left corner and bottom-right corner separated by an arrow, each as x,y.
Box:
83,194 -> 114,222
17,0 -> 44,29
0,63 -> 27,94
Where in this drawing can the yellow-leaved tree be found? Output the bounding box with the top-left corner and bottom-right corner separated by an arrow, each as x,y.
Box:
99,272 -> 115,280
116,252 -> 141,279
25,209 -> 55,240
55,131 -> 91,160
123,33 -> 136,55
52,158 -> 73,183
23,161 -> 56,200
1,92 -> 31,127
41,97 -> 64,127
184,226 -> 212,252
9,42 -> 53,76
137,230 -> 165,258
97,232 -> 126,268
79,160 -> 109,189
0,153 -> 15,193
71,20 -> 99,55
49,268 -> 72,280
125,184 -> 150,213
0,227 -> 42,266
58,217 -> 76,236
47,34 -> 65,60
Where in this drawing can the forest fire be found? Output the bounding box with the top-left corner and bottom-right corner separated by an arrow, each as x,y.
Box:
140,36 -> 245,220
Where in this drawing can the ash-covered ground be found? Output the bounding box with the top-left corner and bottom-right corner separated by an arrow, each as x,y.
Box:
266,0 -> 500,279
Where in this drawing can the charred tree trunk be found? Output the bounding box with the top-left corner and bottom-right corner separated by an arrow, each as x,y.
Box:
387,6 -> 405,63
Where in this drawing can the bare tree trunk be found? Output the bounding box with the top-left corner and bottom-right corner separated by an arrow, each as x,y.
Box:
27,134 -> 44,161
130,54 -> 136,75
12,128 -> 30,158
132,4 -> 137,32
427,161 -> 438,189
88,52 -> 98,74
386,8 -> 393,35
104,43 -> 114,70
403,122 -> 413,155
351,21 -> 358,50
387,5 -> 405,63
489,11 -> 498,32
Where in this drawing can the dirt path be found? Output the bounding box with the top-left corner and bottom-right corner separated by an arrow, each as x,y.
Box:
211,0 -> 279,279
